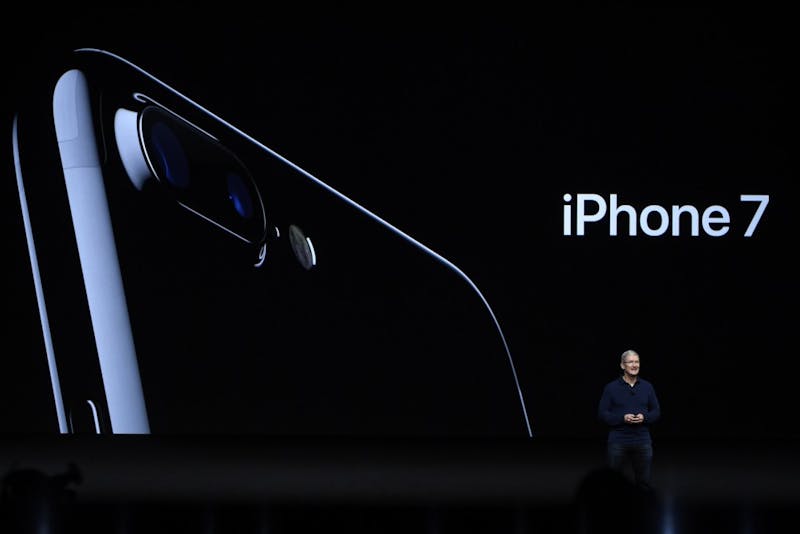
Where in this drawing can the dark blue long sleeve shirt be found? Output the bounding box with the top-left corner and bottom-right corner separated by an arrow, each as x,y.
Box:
598,377 -> 661,445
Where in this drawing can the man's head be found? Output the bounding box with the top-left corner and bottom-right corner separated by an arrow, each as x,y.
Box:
620,349 -> 640,377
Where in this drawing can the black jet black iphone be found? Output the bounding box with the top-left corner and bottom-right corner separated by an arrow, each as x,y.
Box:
11,48 -> 532,437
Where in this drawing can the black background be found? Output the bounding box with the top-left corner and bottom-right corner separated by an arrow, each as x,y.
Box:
2,9 -> 797,441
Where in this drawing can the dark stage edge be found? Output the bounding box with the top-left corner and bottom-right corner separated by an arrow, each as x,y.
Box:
1,436 -> 798,505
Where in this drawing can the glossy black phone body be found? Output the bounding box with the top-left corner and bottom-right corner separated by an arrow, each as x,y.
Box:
12,48 -> 531,437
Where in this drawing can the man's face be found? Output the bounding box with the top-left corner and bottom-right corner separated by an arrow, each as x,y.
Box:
621,355 -> 640,376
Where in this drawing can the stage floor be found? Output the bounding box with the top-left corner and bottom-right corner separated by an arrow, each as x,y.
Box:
2,436 -> 798,533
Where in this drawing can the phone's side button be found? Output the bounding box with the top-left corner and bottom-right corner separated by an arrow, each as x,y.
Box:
68,400 -> 102,434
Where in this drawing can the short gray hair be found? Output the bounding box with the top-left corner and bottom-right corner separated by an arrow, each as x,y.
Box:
620,349 -> 639,363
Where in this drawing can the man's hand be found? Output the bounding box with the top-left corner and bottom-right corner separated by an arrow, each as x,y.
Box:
624,413 -> 644,424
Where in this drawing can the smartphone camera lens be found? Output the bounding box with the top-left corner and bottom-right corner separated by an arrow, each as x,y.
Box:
149,121 -> 190,189
133,105 -> 267,245
227,172 -> 254,219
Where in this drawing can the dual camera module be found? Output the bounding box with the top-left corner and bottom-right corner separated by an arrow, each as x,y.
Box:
114,103 -> 316,270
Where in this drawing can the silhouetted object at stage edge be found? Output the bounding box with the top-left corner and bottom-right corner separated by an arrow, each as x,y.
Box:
0,463 -> 82,534
571,467 -> 662,534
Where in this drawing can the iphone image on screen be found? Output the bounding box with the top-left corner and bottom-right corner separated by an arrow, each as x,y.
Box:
12,48 -> 532,437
